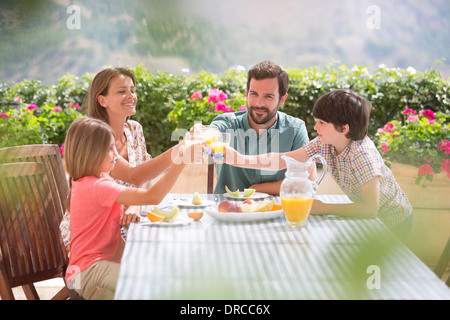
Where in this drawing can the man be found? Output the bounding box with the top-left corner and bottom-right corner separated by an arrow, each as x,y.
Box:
210,60 -> 310,195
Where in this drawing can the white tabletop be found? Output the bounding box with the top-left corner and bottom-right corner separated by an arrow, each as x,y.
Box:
115,194 -> 450,300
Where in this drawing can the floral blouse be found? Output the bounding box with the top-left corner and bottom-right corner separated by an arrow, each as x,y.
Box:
60,120 -> 152,253
114,120 -> 152,187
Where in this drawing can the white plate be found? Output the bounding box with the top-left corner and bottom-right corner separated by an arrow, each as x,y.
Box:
169,199 -> 217,208
140,216 -> 193,227
205,207 -> 283,222
223,192 -> 269,200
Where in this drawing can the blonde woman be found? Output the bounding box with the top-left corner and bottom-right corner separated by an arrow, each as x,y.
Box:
64,117 -> 187,299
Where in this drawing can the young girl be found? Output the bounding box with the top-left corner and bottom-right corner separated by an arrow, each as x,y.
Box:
223,89 -> 413,238
64,117 -> 187,299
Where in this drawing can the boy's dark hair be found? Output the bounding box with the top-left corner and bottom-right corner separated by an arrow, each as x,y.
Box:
247,61 -> 289,99
313,89 -> 372,141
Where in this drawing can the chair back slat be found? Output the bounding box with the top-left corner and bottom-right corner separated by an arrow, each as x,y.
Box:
0,144 -> 69,221
0,162 -> 69,289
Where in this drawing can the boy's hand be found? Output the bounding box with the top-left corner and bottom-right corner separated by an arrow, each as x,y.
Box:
120,213 -> 140,228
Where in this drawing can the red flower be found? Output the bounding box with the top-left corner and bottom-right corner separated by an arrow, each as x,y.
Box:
418,164 -> 434,176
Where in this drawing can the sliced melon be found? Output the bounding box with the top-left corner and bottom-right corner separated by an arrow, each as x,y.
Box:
241,200 -> 274,212
151,206 -> 179,222
225,185 -> 240,197
243,188 -> 256,198
192,192 -> 202,205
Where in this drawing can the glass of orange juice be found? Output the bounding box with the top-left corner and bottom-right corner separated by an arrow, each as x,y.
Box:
281,195 -> 314,228
200,126 -> 219,155
211,132 -> 231,161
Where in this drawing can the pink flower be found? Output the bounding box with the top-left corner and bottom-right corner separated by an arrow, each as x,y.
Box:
406,114 -> 419,122
208,88 -> 228,104
68,102 -> 81,109
215,102 -> 227,112
382,122 -> 396,133
224,105 -> 234,113
381,144 -> 389,152
14,96 -> 21,102
59,144 -> 64,156
190,91 -> 203,101
421,109 -> 435,121
0,113 -> 9,119
27,104 -> 37,110
238,105 -> 247,111
439,140 -> 450,155
403,108 -> 417,115
418,164 -> 434,176
52,106 -> 63,112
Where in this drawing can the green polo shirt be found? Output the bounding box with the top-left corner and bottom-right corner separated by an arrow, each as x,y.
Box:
210,111 -> 309,194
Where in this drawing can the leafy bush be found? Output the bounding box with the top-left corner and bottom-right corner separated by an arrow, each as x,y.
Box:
0,102 -> 83,149
1,64 -> 449,157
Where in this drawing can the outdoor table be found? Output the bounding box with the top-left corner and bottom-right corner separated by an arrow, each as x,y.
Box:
115,194 -> 450,300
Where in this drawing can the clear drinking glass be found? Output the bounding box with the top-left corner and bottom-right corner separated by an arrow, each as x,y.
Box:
184,132 -> 204,164
211,132 -> 231,161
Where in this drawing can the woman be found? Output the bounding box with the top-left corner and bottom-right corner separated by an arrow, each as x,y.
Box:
87,67 -> 179,187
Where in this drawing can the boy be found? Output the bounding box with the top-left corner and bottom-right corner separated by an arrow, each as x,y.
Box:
224,89 -> 412,237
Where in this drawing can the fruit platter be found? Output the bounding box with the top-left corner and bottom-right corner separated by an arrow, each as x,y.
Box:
205,199 -> 283,222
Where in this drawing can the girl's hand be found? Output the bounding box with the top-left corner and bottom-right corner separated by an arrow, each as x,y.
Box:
120,213 -> 140,228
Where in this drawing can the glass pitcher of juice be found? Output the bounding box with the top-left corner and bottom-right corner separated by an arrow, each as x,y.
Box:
280,155 -> 327,228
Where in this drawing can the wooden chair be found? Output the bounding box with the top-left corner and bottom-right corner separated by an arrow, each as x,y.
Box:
434,236 -> 450,287
0,144 -> 68,220
0,162 -> 70,300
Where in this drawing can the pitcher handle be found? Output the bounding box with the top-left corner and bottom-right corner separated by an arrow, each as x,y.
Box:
312,155 -> 327,186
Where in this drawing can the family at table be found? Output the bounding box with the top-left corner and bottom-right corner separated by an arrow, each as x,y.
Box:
61,60 -> 413,300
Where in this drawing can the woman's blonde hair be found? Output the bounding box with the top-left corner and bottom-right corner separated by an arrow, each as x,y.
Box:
64,117 -> 115,211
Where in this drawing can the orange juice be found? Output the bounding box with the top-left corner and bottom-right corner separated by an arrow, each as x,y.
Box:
281,195 -> 314,227
205,135 -> 216,146
212,142 -> 226,153
211,142 -> 228,160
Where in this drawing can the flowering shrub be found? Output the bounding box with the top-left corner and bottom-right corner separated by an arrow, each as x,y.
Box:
168,87 -> 246,131
0,100 -> 83,153
377,108 -> 450,186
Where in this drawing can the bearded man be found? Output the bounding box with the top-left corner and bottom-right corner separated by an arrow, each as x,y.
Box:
210,60 -> 311,195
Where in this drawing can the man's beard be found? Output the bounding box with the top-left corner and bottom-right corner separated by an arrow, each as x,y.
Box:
248,105 -> 278,125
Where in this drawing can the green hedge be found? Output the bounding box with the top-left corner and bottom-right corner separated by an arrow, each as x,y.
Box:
1,64 -> 449,156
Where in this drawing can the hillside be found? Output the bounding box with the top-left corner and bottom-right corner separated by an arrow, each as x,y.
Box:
0,0 -> 449,84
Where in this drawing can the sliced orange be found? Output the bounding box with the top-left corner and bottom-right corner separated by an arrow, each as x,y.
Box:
147,211 -> 165,222
188,211 -> 204,221
272,204 -> 282,211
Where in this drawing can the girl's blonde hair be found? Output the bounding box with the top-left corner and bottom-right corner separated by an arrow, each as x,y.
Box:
64,117 -> 115,211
